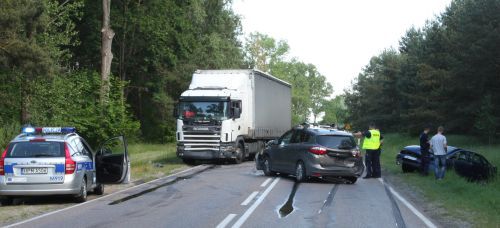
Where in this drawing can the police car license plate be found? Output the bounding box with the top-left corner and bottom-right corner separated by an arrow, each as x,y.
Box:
22,167 -> 48,175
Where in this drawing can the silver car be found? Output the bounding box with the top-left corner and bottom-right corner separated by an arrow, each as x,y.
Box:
0,127 -> 129,205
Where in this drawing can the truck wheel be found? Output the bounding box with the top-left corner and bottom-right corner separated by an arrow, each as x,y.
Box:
263,155 -> 276,176
94,183 -> 104,195
295,161 -> 307,183
234,143 -> 244,164
75,178 -> 88,203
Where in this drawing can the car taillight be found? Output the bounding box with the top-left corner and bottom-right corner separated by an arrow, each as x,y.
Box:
309,146 -> 327,155
0,145 -> 8,175
351,149 -> 361,157
65,143 -> 76,174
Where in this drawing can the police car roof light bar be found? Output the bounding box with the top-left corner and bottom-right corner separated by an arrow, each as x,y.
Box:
23,127 -> 76,135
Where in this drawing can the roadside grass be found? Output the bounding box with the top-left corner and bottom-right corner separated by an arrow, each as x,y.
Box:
380,133 -> 499,227
128,143 -> 187,182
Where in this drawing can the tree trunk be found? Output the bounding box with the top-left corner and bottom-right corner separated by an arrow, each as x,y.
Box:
100,0 -> 115,106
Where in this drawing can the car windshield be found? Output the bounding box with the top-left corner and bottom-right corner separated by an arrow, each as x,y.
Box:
316,135 -> 356,149
6,141 -> 64,158
178,101 -> 229,121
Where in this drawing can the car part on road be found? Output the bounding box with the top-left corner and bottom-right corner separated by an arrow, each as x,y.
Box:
279,181 -> 300,218
295,161 -> 306,182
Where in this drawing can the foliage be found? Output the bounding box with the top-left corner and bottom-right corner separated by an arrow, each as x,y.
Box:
345,0 -> 500,135
320,96 -> 348,126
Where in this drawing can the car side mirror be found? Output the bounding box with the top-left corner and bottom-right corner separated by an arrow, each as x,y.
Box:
267,140 -> 278,146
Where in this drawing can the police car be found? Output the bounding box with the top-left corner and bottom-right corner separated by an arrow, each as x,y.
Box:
0,127 -> 129,205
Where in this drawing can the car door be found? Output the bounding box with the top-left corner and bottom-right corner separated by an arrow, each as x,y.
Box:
281,130 -> 304,173
271,130 -> 294,172
96,136 -> 129,184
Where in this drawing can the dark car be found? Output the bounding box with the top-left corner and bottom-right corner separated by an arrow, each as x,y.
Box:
255,125 -> 364,183
396,145 -> 461,172
453,150 -> 497,182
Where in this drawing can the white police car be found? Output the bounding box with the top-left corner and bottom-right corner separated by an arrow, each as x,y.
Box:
0,127 -> 129,205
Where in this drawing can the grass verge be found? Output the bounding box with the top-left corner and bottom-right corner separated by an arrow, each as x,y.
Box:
380,133 -> 499,227
128,143 -> 187,182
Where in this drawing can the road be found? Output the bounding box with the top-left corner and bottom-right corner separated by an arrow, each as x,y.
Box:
6,163 -> 436,228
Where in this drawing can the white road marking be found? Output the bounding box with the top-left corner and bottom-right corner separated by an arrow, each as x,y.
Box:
216,214 -> 237,228
378,178 -> 437,228
4,165 -> 207,228
241,191 -> 259,206
232,178 -> 280,228
260,178 -> 272,187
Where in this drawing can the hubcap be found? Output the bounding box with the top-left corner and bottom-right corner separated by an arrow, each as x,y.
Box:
82,181 -> 87,198
264,159 -> 270,172
296,164 -> 303,180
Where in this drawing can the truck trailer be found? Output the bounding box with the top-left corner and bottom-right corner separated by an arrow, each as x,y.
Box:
175,69 -> 292,164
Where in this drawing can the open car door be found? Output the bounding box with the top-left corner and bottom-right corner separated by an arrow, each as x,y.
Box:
96,136 -> 129,184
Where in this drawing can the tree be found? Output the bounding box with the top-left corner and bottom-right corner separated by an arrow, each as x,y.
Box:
100,0 -> 114,105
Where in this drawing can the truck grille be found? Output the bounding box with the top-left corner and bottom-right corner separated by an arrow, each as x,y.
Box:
180,131 -> 221,151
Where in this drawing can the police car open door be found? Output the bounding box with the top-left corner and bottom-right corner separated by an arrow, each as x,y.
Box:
96,136 -> 129,183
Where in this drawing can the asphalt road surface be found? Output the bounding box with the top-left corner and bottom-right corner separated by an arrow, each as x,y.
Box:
6,163 -> 437,228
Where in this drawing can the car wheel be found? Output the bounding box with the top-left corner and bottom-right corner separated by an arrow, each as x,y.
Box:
344,176 -> 357,184
263,155 -> 276,176
295,161 -> 307,183
94,183 -> 104,195
234,143 -> 244,164
402,163 -> 415,173
0,197 -> 13,206
75,178 -> 88,203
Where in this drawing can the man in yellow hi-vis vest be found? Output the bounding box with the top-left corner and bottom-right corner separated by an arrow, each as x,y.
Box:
354,123 -> 384,178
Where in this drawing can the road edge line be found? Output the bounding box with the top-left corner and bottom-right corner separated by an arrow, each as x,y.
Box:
231,177 -> 280,228
216,214 -> 237,228
5,165 -> 210,228
260,178 -> 272,187
379,178 -> 437,228
241,191 -> 259,206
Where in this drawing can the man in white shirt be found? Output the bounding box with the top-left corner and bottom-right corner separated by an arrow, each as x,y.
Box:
430,126 -> 447,180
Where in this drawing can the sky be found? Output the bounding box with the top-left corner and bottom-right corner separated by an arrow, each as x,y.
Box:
232,0 -> 452,95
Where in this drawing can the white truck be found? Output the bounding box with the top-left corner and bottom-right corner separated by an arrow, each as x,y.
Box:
175,69 -> 291,164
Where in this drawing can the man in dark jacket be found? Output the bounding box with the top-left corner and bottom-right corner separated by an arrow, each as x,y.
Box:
419,126 -> 431,175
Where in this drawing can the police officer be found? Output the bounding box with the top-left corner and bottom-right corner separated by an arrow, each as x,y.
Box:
354,123 -> 383,179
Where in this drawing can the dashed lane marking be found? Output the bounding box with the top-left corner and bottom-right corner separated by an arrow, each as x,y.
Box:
216,214 -> 237,228
241,191 -> 259,206
260,178 -> 272,187
231,178 -> 280,228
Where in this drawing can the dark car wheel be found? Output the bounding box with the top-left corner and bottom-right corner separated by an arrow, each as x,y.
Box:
402,162 -> 416,173
75,178 -> 88,203
94,183 -> 104,195
295,161 -> 307,183
182,159 -> 196,165
263,155 -> 276,176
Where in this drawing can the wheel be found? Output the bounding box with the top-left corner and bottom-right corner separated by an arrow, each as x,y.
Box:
402,163 -> 415,173
234,143 -> 244,164
344,176 -> 357,184
295,161 -> 307,183
263,155 -> 276,176
94,183 -> 104,195
75,178 -> 88,203
0,197 -> 13,206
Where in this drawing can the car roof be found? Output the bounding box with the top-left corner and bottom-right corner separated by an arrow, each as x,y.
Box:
304,128 -> 353,137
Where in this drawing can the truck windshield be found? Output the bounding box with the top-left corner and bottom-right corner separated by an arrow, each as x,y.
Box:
178,101 -> 229,121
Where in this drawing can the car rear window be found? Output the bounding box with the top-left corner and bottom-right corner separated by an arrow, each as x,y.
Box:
6,141 -> 65,158
316,135 -> 356,149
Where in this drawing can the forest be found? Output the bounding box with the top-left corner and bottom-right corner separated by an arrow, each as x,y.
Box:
0,0 -> 332,147
344,0 -> 500,139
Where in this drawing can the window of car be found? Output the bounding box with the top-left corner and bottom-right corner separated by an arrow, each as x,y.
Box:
290,130 -> 303,144
279,130 -> 294,145
6,141 -> 65,158
316,135 -> 356,149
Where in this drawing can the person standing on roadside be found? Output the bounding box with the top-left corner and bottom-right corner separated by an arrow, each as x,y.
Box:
354,123 -> 383,179
430,126 -> 447,180
419,126 -> 431,176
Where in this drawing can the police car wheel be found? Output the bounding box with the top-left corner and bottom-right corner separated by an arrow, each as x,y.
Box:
75,179 -> 87,203
0,197 -> 13,206
94,183 -> 104,195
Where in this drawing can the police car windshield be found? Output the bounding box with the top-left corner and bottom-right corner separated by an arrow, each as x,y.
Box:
317,135 -> 356,149
6,142 -> 65,158
179,101 -> 229,121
